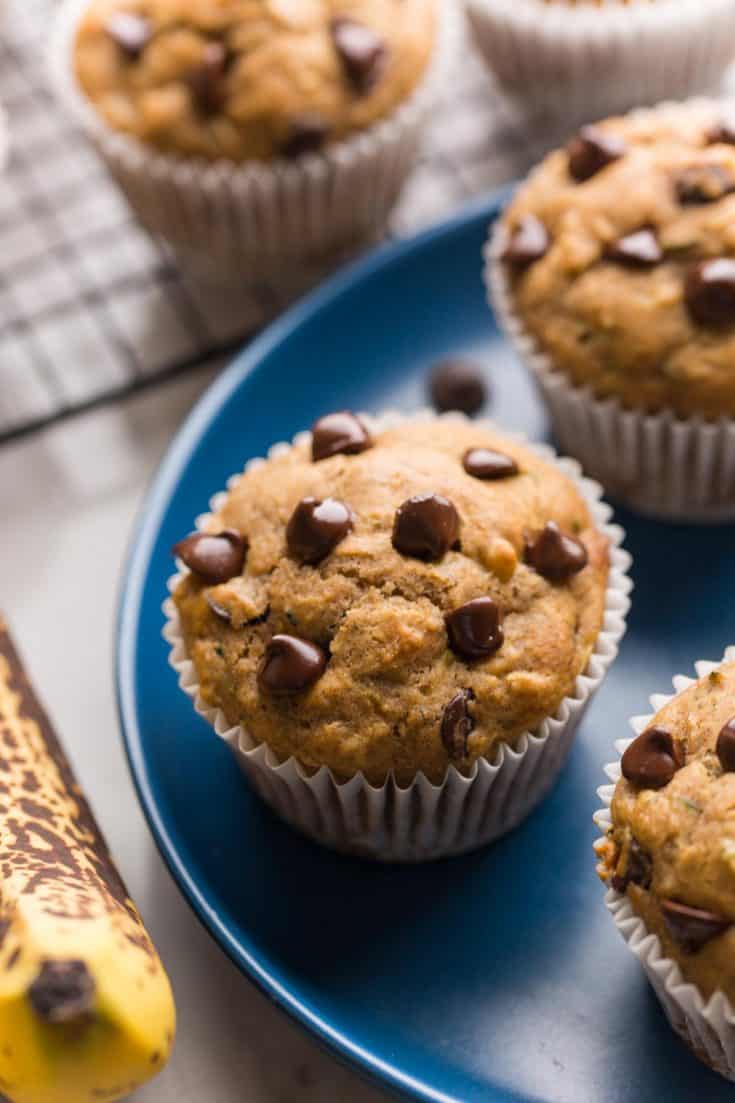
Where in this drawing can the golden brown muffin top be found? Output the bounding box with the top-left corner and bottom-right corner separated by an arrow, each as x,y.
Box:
73,0 -> 436,162
499,102 -> 735,419
599,659 -> 735,1005
173,415 -> 609,785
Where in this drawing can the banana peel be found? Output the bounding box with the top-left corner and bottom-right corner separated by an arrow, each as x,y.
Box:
0,620 -> 175,1103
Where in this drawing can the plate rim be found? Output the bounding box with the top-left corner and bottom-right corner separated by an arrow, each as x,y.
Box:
115,188 -> 522,1103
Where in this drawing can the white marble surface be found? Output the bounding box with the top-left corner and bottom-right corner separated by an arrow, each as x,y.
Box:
0,374 -> 390,1103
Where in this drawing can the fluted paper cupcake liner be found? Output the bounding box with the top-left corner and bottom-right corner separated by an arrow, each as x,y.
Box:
163,409 -> 631,862
50,0 -> 457,289
466,0 -> 735,134
595,645 -> 735,1079
485,164 -> 735,523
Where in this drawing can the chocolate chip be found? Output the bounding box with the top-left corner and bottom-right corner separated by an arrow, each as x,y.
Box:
392,493 -> 460,561
173,529 -> 246,584
206,596 -> 232,623
311,411 -> 373,462
258,635 -> 327,694
429,359 -> 487,415
676,164 -> 735,205
463,448 -> 519,480
708,117 -> 735,146
660,899 -> 731,954
187,41 -> 229,116
567,126 -> 626,182
525,521 -> 588,581
206,595 -> 269,627
716,717 -> 735,772
331,18 -> 386,95
441,689 -> 475,760
685,258 -> 735,328
621,726 -> 682,790
501,215 -> 550,271
606,228 -> 663,268
445,598 -> 504,661
29,960 -> 95,1024
611,837 -> 653,894
105,12 -> 151,58
280,114 -> 330,158
286,497 -> 353,565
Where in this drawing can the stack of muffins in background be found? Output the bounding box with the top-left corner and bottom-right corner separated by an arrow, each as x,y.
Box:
24,0 -> 735,1088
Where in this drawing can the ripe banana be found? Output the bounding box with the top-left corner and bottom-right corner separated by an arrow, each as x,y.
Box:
0,619 -> 176,1103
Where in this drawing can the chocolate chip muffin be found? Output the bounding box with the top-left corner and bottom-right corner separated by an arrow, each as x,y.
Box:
172,413 -> 610,787
598,661 -> 735,1007
73,0 -> 436,162
496,101 -> 735,419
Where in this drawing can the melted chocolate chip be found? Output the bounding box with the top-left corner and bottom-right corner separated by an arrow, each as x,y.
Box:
311,411 -> 373,462
331,18 -> 386,95
286,497 -> 353,565
187,41 -> 229,115
525,521 -> 588,581
611,837 -> 653,894
685,258 -> 735,328
708,117 -> 735,146
105,12 -> 152,58
445,598 -> 504,661
392,494 -> 460,561
502,214 -> 550,271
441,689 -> 475,760
621,727 -> 682,790
258,635 -> 327,694
567,126 -> 626,182
606,228 -> 663,268
172,529 -> 246,584
661,899 -> 731,954
429,359 -> 487,415
462,447 -> 519,480
676,164 -> 735,205
280,114 -> 330,158
29,960 -> 95,1024
716,717 -> 735,772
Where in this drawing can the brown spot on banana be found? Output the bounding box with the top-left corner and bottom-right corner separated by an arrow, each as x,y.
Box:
28,961 -> 95,1024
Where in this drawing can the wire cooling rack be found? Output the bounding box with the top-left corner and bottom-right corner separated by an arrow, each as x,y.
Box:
5,1 -> 729,444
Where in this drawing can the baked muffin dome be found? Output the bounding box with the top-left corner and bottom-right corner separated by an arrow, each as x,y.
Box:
73,0 -> 436,162
173,415 -> 609,786
599,661 -> 735,1005
498,102 -> 735,419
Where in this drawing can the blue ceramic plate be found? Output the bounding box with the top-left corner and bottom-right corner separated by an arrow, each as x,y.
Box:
117,192 -> 735,1103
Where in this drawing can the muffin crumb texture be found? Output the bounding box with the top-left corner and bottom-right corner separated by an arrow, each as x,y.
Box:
600,661 -> 735,1005
74,0 -> 436,161
173,417 -> 609,785
501,103 -> 735,418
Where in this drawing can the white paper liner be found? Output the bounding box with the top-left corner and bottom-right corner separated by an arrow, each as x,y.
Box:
466,0 -> 735,134
485,107 -> 735,523
50,0 -> 457,288
594,645 -> 735,1079
163,409 -> 631,862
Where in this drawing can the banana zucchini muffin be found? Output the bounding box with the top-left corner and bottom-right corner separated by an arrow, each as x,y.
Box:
497,101 -> 735,419
73,0 -> 436,162
172,414 -> 610,786
598,662 -> 735,1006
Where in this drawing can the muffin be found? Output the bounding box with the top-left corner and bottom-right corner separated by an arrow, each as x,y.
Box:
596,647 -> 735,1079
165,410 -> 631,860
52,0 -> 444,285
489,100 -> 735,521
466,0 -> 735,135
